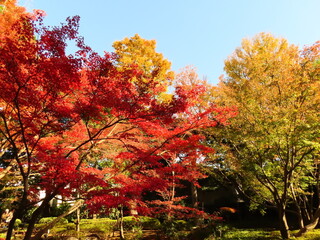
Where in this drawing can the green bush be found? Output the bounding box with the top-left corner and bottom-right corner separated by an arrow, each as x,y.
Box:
173,220 -> 190,231
78,216 -> 161,233
188,222 -> 231,240
50,202 -> 76,222
118,216 -> 161,231
14,219 -> 22,229
38,217 -> 68,225
159,219 -> 184,240
80,218 -> 116,233
127,226 -> 143,240
22,207 -> 37,223
122,216 -> 136,229
139,216 -> 161,230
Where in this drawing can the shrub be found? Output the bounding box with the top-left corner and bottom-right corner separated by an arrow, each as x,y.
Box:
127,226 -> 143,240
39,217 -> 68,225
80,218 -> 116,233
173,220 -> 190,231
14,219 -> 22,229
188,222 -> 231,240
159,219 -> 182,240
139,216 -> 161,230
22,207 -> 37,223
50,203 -> 76,222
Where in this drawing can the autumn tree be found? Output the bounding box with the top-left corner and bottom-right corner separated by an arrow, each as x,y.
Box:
0,2 -> 228,239
113,33 -> 174,83
173,66 -> 236,211
113,34 -> 174,102
210,33 -> 320,239
293,41 -> 320,237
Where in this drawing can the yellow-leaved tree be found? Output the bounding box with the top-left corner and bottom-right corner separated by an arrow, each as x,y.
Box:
113,34 -> 174,102
210,33 -> 320,239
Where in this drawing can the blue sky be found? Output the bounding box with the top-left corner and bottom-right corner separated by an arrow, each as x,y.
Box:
19,0 -> 320,85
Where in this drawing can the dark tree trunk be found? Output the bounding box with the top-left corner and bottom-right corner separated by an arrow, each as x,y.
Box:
191,182 -> 198,209
6,214 -> 17,240
295,207 -> 320,237
76,207 -> 80,232
6,191 -> 28,240
31,199 -> 84,240
23,196 -> 52,240
277,204 -> 290,239
119,206 -> 124,240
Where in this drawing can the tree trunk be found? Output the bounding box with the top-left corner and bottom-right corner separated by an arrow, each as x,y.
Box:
119,206 -> 125,240
290,185 -> 304,229
191,182 -> 198,209
295,207 -> 320,237
6,191 -> 28,240
76,206 -> 80,238
296,208 -> 305,229
293,201 -> 305,229
23,195 -> 53,240
278,204 -> 290,239
31,199 -> 84,240
301,196 -> 311,224
76,192 -> 81,237
6,213 -> 18,240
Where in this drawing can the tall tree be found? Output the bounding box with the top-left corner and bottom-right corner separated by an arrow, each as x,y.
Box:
211,33 -> 320,239
113,33 -> 174,83
113,34 -> 174,102
174,66 -> 236,210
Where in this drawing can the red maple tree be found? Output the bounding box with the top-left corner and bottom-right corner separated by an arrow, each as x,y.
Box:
0,1 -> 235,239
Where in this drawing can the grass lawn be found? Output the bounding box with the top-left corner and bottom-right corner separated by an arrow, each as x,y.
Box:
223,228 -> 320,239
1,219 -> 320,239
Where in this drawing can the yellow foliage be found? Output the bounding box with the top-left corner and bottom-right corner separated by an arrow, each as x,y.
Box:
113,34 -> 174,85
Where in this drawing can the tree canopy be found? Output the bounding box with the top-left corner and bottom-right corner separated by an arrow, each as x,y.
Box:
209,33 -> 320,239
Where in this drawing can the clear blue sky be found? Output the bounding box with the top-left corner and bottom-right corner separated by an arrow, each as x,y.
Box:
19,0 -> 320,85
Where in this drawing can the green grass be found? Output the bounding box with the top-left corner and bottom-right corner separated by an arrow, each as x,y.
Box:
223,228 -> 282,239
34,216 -> 160,239
2,219 -> 320,239
222,228 -> 320,239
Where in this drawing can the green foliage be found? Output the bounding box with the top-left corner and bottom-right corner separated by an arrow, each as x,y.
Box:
80,218 -> 116,233
221,228 -> 320,239
159,220 -> 180,240
122,216 -> 136,229
159,219 -> 191,240
14,218 -> 22,229
138,216 -> 161,230
22,207 -> 37,223
77,216 -> 160,237
38,217 -> 68,225
209,34 -> 320,239
223,228 -> 283,239
50,202 -> 76,222
47,223 -> 76,235
187,221 -> 231,240
127,225 -> 143,240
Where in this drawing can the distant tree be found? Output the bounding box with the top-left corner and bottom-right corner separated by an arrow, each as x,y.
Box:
210,33 -> 320,239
